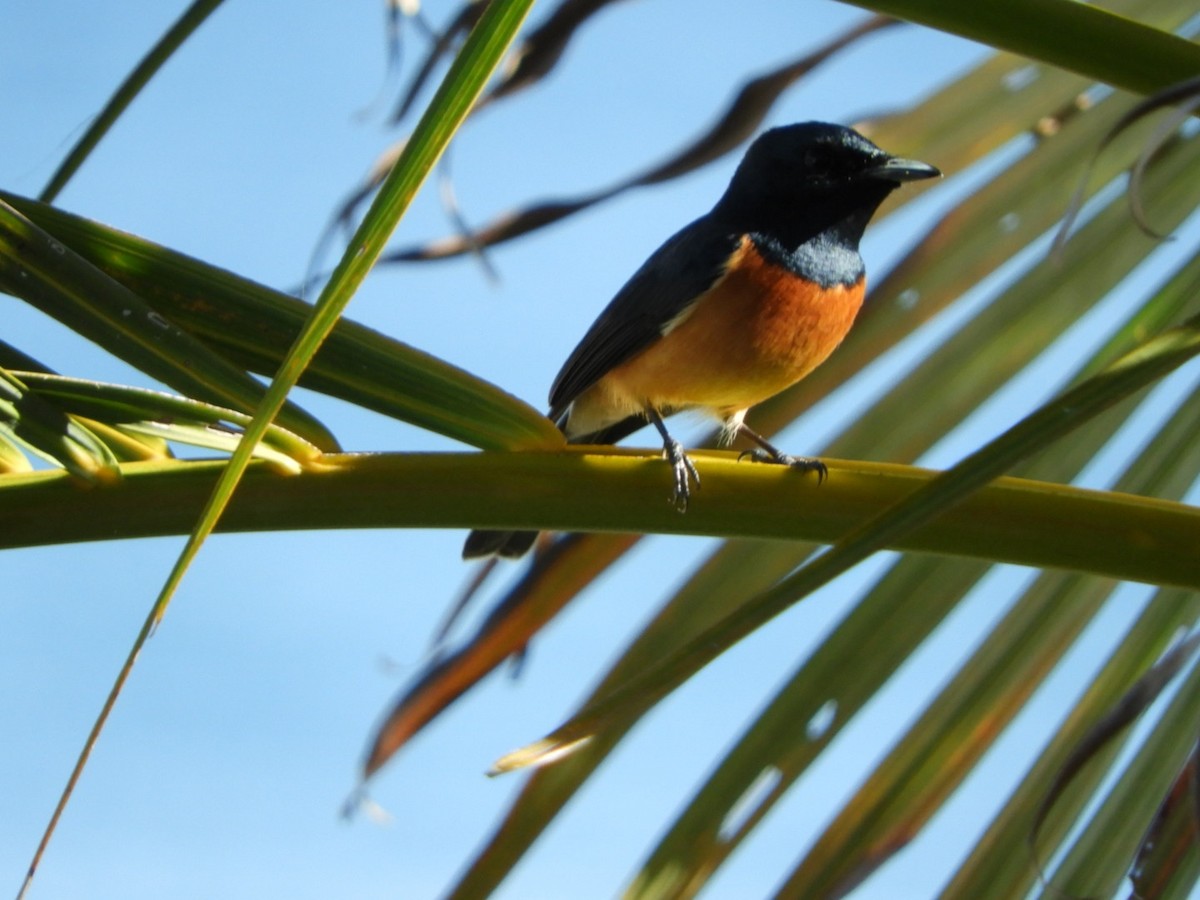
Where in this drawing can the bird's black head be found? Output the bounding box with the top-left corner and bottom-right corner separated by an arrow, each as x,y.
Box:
714,122 -> 940,251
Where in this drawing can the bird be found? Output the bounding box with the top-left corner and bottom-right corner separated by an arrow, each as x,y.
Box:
464,121 -> 939,559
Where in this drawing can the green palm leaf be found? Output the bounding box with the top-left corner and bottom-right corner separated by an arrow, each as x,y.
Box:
6,0 -> 1200,896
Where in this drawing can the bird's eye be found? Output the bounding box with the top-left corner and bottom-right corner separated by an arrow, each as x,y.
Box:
803,147 -> 830,172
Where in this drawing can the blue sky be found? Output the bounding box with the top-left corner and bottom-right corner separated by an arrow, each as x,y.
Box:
4,3 -> 1192,898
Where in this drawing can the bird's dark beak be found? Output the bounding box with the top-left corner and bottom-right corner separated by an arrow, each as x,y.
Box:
865,157 -> 941,183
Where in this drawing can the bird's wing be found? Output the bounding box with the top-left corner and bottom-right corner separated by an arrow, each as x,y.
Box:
548,216 -> 742,419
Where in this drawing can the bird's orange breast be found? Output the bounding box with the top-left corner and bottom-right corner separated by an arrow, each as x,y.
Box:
592,236 -> 865,418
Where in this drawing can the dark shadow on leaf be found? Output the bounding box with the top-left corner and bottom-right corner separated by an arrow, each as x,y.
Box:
1128,741 -> 1200,900
1052,74 -> 1200,256
1029,631 -> 1200,877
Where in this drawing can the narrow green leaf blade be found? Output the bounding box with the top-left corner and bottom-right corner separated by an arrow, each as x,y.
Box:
840,0 -> 1200,96
39,0 -> 225,202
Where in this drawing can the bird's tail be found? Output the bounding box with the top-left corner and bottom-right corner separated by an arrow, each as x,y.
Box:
462,527 -> 539,560
461,414 -> 648,560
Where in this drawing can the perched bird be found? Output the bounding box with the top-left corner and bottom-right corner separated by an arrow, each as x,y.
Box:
465,122 -> 939,559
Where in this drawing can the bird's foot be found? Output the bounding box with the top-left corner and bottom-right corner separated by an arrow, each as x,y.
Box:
738,449 -> 827,485
664,438 -> 700,511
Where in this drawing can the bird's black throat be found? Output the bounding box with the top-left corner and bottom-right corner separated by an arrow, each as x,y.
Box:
721,178 -> 895,288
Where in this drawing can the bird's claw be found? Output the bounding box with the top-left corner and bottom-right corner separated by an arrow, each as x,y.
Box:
737,449 -> 827,485
664,439 -> 700,511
